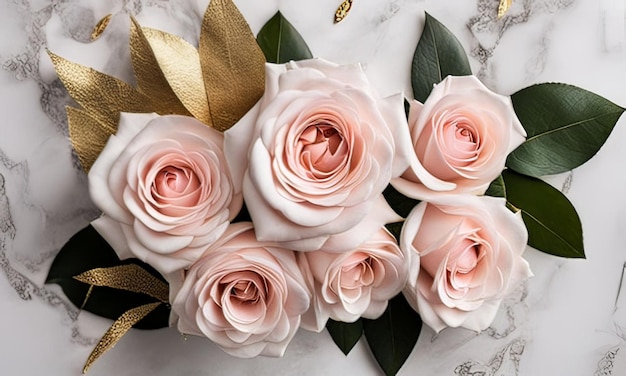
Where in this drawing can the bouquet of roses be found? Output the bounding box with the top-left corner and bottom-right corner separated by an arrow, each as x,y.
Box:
45,0 -> 624,374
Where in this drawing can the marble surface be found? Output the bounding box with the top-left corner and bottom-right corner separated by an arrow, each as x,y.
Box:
0,0 -> 625,375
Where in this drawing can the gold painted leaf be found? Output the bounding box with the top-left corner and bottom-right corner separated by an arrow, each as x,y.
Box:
73,264 -> 169,303
48,51 -> 153,129
498,0 -> 513,18
67,107 -> 115,172
141,26 -> 211,123
199,0 -> 265,132
129,19 -> 193,119
82,302 -> 161,374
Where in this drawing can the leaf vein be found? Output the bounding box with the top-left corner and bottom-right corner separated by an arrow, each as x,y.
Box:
520,209 -> 582,256
523,111 -> 622,143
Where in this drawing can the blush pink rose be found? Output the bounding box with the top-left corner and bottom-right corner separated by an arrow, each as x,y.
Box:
392,76 -> 526,199
224,58 -> 410,252
89,113 -> 241,274
401,195 -> 532,332
298,228 -> 408,332
170,222 -> 310,357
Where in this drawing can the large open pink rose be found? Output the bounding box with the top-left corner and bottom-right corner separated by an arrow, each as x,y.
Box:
392,76 -> 526,199
224,58 -> 410,252
89,113 -> 241,274
170,223 -> 310,357
298,228 -> 408,332
401,195 -> 532,332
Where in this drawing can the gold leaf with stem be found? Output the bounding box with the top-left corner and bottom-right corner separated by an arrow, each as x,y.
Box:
198,0 -> 266,131
73,264 -> 169,303
82,302 -> 161,374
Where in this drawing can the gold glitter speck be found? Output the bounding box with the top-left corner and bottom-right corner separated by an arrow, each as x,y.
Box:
334,0 -> 353,24
91,14 -> 112,41
498,0 -> 513,19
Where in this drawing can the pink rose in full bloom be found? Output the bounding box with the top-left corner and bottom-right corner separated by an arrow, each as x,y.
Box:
401,195 -> 532,332
89,113 -> 241,274
392,76 -> 526,199
224,58 -> 410,252
170,222 -> 310,357
298,228 -> 408,332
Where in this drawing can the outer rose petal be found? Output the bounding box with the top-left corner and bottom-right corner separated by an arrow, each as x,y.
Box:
224,58 -> 411,252
401,195 -> 532,333
91,215 -> 133,260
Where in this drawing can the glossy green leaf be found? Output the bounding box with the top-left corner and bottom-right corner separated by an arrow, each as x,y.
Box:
485,174 -> 505,198
385,222 -> 404,243
46,225 -> 170,329
256,11 -> 313,64
363,294 -> 422,376
507,83 -> 624,177
231,202 -> 251,223
383,184 -> 420,219
502,170 -> 584,258
326,319 -> 363,355
412,12 -> 472,103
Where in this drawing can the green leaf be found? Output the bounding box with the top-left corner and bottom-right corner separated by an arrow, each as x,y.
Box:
46,225 -> 170,329
383,184 -> 420,218
502,170 -> 584,258
404,97 -> 411,119
363,294 -> 422,376
232,202 -> 251,223
507,83 -> 624,177
326,319 -> 363,355
256,11 -> 313,64
485,174 -> 506,198
385,222 -> 404,242
412,12 -> 472,103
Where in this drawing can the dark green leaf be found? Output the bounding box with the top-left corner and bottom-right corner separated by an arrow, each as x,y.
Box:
485,175 -> 506,198
412,12 -> 472,103
232,202 -> 251,223
502,170 -> 584,258
404,97 -> 411,119
383,184 -> 420,218
256,11 -> 313,64
326,318 -> 363,355
385,222 -> 404,242
363,294 -> 422,376
507,83 -> 624,177
46,225 -> 170,329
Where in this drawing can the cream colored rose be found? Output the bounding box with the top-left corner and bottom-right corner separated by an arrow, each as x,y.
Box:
171,223 -> 310,357
401,195 -> 532,332
89,113 -> 241,274
298,228 -> 408,332
224,58 -> 410,252
392,76 -> 526,199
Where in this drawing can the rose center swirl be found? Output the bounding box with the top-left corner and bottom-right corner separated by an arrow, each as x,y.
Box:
444,121 -> 479,160
445,237 -> 487,296
153,166 -> 199,196
341,255 -> 376,289
298,123 -> 348,178
220,271 -> 268,306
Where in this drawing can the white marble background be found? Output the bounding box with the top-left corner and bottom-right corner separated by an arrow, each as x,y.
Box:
0,0 -> 625,375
